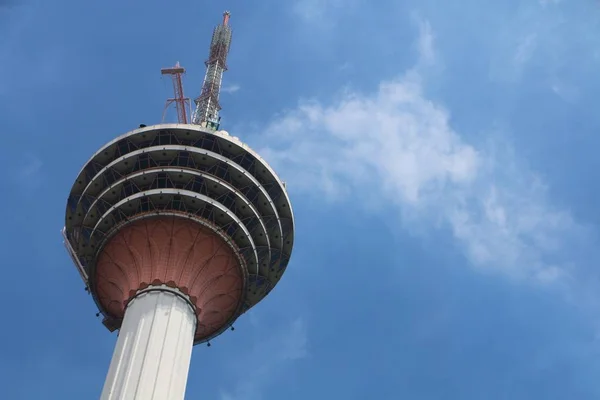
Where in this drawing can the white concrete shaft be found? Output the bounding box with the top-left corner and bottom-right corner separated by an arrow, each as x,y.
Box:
100,286 -> 196,400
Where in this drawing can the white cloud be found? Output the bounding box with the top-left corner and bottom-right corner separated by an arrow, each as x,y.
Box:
16,153 -> 43,179
551,80 -> 579,102
222,84 -> 241,94
337,62 -> 352,72
253,20 -> 587,283
514,33 -> 537,69
292,0 -> 342,21
291,0 -> 359,25
539,0 -> 561,7
219,317 -> 308,400
10,153 -> 43,193
488,2 -> 589,83
415,17 -> 435,65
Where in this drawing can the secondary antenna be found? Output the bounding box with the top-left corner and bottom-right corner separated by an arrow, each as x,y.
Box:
161,62 -> 191,124
191,11 -> 232,130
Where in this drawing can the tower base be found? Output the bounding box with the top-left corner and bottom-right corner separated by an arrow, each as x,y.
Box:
100,286 -> 196,400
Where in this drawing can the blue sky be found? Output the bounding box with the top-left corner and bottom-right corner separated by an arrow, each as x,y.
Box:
2,0 -> 600,398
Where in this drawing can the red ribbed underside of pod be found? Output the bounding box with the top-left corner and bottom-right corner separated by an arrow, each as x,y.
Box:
94,216 -> 243,341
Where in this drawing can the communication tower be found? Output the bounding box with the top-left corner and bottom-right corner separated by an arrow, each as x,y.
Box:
62,11 -> 294,399
191,11 -> 232,130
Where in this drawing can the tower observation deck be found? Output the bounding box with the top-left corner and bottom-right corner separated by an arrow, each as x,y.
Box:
62,11 -> 294,400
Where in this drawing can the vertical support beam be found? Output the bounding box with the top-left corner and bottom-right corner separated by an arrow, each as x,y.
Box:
100,286 -> 196,400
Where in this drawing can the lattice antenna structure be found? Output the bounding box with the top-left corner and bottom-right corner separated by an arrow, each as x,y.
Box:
191,11 -> 232,130
161,62 -> 191,124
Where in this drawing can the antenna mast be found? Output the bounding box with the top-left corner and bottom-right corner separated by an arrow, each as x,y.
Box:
161,62 -> 191,124
192,11 -> 232,130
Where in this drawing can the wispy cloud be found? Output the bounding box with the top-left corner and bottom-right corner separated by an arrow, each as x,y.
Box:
253,19 -> 590,284
291,0 -> 360,26
488,1 -> 598,84
539,0 -> 561,7
489,29 -> 539,82
17,154 -> 42,178
337,62 -> 352,72
551,80 -> 579,103
292,0 -> 341,22
513,33 -> 537,69
11,153 -> 43,193
222,84 -> 241,94
414,16 -> 435,65
219,317 -> 308,400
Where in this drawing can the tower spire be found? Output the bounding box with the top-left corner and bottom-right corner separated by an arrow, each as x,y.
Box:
191,11 -> 232,130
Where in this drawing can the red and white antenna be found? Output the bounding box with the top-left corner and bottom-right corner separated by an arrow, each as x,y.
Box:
161,62 -> 191,124
191,11 -> 233,130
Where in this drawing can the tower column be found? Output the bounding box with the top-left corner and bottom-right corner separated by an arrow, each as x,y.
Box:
100,286 -> 197,400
